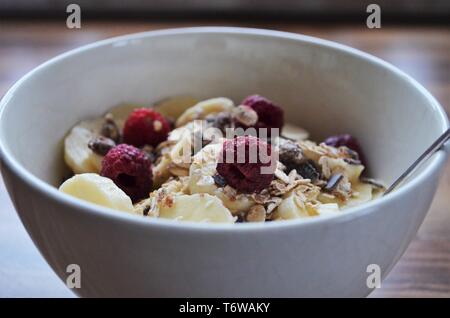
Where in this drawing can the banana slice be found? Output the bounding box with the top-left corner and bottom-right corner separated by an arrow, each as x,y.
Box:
282,123 -> 309,141
345,182 -> 373,207
154,96 -> 199,120
274,192 -> 310,220
159,193 -> 236,223
317,192 -> 341,205
316,203 -> 340,216
342,163 -> 364,184
65,104 -> 143,175
176,97 -> 234,127
64,118 -> 104,174
59,173 -> 133,212
275,189 -> 341,220
319,156 -> 364,184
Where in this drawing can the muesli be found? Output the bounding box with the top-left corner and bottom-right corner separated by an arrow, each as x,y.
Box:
59,95 -> 384,223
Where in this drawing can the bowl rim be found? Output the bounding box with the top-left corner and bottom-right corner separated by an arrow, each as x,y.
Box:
0,26 -> 448,232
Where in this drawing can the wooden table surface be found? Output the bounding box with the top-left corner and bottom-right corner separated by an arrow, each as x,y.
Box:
0,20 -> 449,298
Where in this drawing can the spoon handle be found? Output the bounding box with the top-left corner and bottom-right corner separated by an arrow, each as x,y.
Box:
383,128 -> 450,195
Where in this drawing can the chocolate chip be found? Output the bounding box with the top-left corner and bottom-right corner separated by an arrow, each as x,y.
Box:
278,139 -> 302,163
141,145 -> 158,163
88,136 -> 116,156
205,112 -> 232,134
345,148 -> 360,160
344,157 -> 362,165
324,173 -> 343,192
278,138 -> 314,179
361,177 -> 385,189
294,160 -> 320,181
213,174 -> 227,187
101,113 -> 121,143
235,213 -> 246,223
143,205 -> 150,216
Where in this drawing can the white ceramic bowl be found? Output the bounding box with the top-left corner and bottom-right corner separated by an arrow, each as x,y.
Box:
0,27 -> 448,297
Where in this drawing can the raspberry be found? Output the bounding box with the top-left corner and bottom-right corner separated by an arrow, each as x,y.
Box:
101,144 -> 153,202
238,94 -> 284,137
324,134 -> 366,165
216,136 -> 275,193
123,108 -> 171,147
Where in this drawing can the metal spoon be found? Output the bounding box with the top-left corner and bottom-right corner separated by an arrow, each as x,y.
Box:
383,128 -> 450,195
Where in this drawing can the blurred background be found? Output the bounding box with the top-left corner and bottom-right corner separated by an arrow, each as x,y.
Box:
0,0 -> 449,22
0,0 -> 449,298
